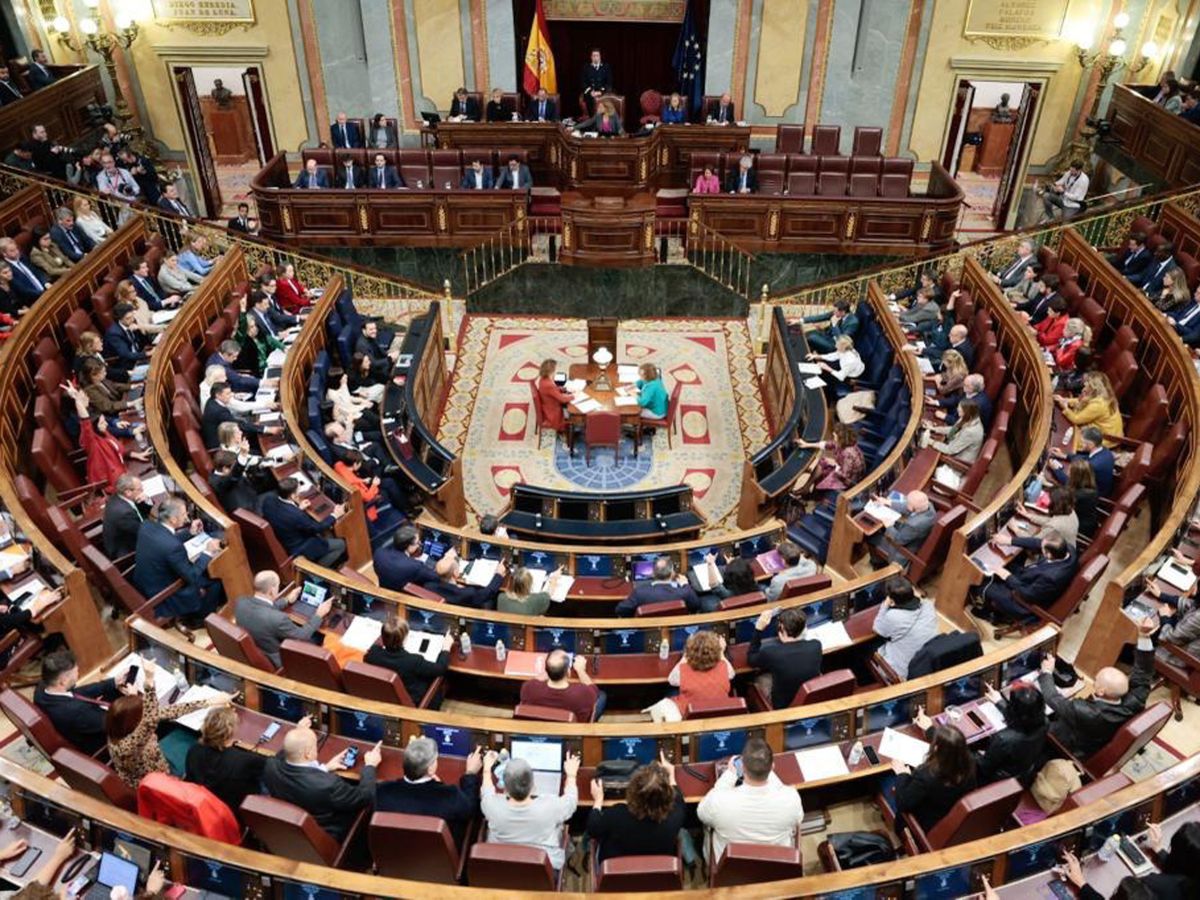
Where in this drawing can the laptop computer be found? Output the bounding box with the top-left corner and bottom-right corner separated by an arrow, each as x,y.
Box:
84,852 -> 139,900
511,738 -> 564,798
630,559 -> 655,581
421,112 -> 441,127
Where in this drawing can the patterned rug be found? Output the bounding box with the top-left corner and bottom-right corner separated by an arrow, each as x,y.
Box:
438,316 -> 770,531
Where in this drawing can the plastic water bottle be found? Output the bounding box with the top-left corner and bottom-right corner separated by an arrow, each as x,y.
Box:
416,179 -> 423,189
459,631 -> 472,659
847,741 -> 864,766
495,640 -> 507,662
658,640 -> 670,661
1098,834 -> 1120,862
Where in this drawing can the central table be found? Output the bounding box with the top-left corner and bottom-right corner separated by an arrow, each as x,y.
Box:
564,362 -> 645,456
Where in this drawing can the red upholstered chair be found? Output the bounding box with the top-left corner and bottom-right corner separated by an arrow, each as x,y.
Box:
756,154 -> 788,195
818,172 -> 847,196
467,842 -> 560,891
34,394 -> 79,458
1147,421 -> 1188,483
778,573 -> 834,599
202,316 -> 231,358
593,854 -> 683,891
584,411 -> 621,465
852,126 -> 883,156
850,156 -> 882,178
639,90 -> 665,124
849,173 -> 878,197
689,151 -> 722,186
883,157 -> 915,179
514,703 -> 577,723
883,504 -> 968,583
597,93 -> 626,120
899,778 -> 1023,852
1011,771 -> 1132,825
82,544 -> 184,622
404,582 -> 445,602
137,773 -> 242,844
747,668 -> 856,711
686,697 -> 747,719
499,93 -> 523,118
342,660 -> 443,709
0,688 -> 73,759
880,174 -> 910,198
398,150 -> 431,187
1079,512 -> 1125,569
717,591 -> 767,611
233,509 -> 296,585
711,842 -> 804,887
430,150 -> 463,189
204,613 -> 279,673
241,795 -> 363,868
62,308 -> 96,349
787,171 -> 817,195
818,155 -> 849,175
812,124 -> 841,155
32,428 -> 103,498
1155,638 -> 1200,721
370,812 -> 469,883
1075,297 -> 1107,340
637,380 -> 681,449
280,639 -> 344,691
51,747 -> 137,811
1053,703 -> 1172,780
775,123 -> 805,153
31,335 -> 61,368
634,599 -> 688,617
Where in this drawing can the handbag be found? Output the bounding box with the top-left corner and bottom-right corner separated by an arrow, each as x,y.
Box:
827,831 -> 896,869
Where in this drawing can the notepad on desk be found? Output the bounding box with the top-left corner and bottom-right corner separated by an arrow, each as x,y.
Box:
5,577 -> 46,608
795,745 -> 850,781
172,685 -> 226,730
806,620 -> 852,651
977,700 -> 1006,731
184,533 -> 212,562
796,362 -> 822,375
150,309 -> 180,325
804,376 -> 827,389
465,558 -> 500,586
504,650 -> 546,677
692,562 -> 722,592
339,616 -> 383,652
878,727 -> 930,768
574,398 -> 602,414
564,379 -> 587,393
1158,557 -> 1197,593
613,395 -> 639,407
403,629 -> 445,663
863,501 -> 902,527
266,443 -> 297,462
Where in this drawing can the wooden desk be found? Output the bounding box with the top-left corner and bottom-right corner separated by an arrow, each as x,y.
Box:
0,66 -> 98,159
1108,84 -> 1200,188
563,362 -> 643,452
560,192 -> 656,267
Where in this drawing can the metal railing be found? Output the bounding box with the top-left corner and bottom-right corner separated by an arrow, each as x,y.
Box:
459,212 -> 556,295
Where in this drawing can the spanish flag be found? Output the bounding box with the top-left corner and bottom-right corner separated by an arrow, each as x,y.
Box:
523,0 -> 557,96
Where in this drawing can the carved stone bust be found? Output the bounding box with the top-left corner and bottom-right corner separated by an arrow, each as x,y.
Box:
211,79 -> 233,109
991,92 -> 1014,123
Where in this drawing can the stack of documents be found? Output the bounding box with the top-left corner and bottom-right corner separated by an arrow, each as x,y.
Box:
465,558 -> 500,586
527,569 -> 575,602
339,616 -> 384,652
172,685 -> 226,730
878,728 -> 930,767
795,745 -> 850,781
806,620 -> 852,651
403,629 -> 446,663
692,561 -> 723,592
863,500 -> 902,526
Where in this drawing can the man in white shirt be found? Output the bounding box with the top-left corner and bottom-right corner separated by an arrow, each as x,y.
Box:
1040,160 -> 1088,222
697,737 -> 804,863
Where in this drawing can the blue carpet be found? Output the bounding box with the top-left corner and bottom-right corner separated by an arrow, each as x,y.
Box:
553,434 -> 652,489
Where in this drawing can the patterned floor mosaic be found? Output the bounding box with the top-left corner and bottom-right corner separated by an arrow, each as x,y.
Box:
437,316 -> 770,530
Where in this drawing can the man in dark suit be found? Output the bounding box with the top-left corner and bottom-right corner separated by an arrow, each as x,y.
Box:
1038,616 -> 1156,759
131,495 -> 224,623
260,477 -> 347,566
376,738 -> 482,847
991,239 -> 1036,288
802,300 -> 858,353
1015,273 -> 1059,326
449,88 -> 480,121
708,92 -> 736,124
227,202 -> 253,233
725,154 -> 757,194
263,720 -> 380,839
248,291 -> 283,342
616,556 -> 702,616
49,208 -> 94,262
118,147 -> 160,204
1049,426 -> 1115,498
1109,232 -> 1151,283
203,382 -> 281,451
26,50 -> 55,89
294,158 -> 329,189
368,153 -> 403,189
29,124 -> 68,178
157,182 -> 192,217
258,277 -> 298,331
209,450 -> 262,513
579,50 -> 613,115
206,340 -> 260,393
748,607 -> 822,709
0,237 -> 47,305
429,550 -> 504,609
1136,244 -> 1176,296
869,490 -> 936,566
974,531 -> 1077,623
460,158 -> 493,190
34,650 -> 125,755
129,256 -> 181,311
496,156 -> 533,191
0,67 -> 23,105
104,304 -> 151,371
234,570 -> 331,669
103,474 -> 151,558
336,157 -> 363,190
330,112 -> 363,149
375,526 -> 441,592
526,87 -> 558,122
1181,91 -> 1200,124
356,320 -> 397,379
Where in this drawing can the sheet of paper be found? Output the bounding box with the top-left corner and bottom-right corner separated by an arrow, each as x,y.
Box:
804,376 -> 827,389
526,568 -> 549,593
7,578 -> 47,607
267,349 -> 287,367
797,362 -> 823,375
531,770 -> 563,797
977,700 -> 1006,731
172,685 -> 226,730
184,533 -> 211,562
563,379 -> 587,393
1158,559 -> 1197,593
150,309 -> 179,325
503,650 -> 546,677
292,472 -> 313,493
806,620 -> 852,651
549,575 -> 574,602
864,501 -> 902,527
257,411 -> 282,424
266,443 -> 296,462
613,395 -> 639,407
878,727 -> 930,768
465,558 -> 500,586
339,616 -> 383,652
141,474 -> 168,498
916,356 -> 934,375
692,562 -> 721,592
0,544 -> 29,578
107,652 -> 179,698
402,629 -> 445,663
795,745 -> 851,782
617,365 -> 639,383
573,398 -> 602,414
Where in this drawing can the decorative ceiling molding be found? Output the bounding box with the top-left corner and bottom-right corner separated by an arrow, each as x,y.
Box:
151,44 -> 271,60
948,56 -> 1065,74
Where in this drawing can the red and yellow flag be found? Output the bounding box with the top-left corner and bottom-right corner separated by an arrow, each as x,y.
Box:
523,0 -> 557,95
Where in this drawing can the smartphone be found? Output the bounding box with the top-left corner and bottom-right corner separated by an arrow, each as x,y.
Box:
7,846 -> 41,878
258,721 -> 281,743
1117,835 -> 1153,874
343,746 -> 359,768
123,665 -> 139,686
863,745 -> 881,765
732,756 -> 743,778
1047,880 -> 1073,900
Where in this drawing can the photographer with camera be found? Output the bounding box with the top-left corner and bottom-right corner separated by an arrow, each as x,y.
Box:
1038,159 -> 1089,223
27,125 -> 69,179
96,153 -> 141,202
118,146 -> 160,204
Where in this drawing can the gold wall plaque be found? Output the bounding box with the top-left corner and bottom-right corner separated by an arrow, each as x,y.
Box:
151,0 -> 255,33
964,0 -> 1068,43
544,0 -> 684,22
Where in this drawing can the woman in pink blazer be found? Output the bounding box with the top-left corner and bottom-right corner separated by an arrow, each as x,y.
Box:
693,166 -> 720,194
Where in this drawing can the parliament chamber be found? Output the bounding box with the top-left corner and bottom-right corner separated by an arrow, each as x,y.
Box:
1,2 -> 1200,898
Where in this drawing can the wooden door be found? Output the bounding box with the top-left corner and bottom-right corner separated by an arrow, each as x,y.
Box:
992,82 -> 1042,228
172,66 -> 221,217
242,66 -> 276,164
941,80 -> 975,176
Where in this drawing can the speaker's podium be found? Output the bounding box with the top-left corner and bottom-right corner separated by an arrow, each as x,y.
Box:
559,192 -> 656,267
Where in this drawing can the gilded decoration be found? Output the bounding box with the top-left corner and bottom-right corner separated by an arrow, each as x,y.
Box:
844,212 -> 856,240
767,208 -> 779,240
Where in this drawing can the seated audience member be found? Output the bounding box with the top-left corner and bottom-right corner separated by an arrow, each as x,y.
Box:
68,387 -> 145,492
520,648 -> 605,721
976,682 -> 1047,786
485,87 -> 508,122
616,555 -> 705,615
430,549 -> 505,609
496,155 -> 533,191
202,381 -> 278,451
1057,825 -> 1200,900
661,92 -> 688,124
375,526 -> 440,591
364,616 -> 451,707
72,196 -> 112,244
1169,284 -> 1200,347
186,705 -> 270,814
927,399 -> 984,463
1039,159 -> 1088,222
872,576 -> 939,679
326,366 -> 379,428
1182,90 -> 1200,124
29,125 -> 67,179
129,256 -> 182,311
1034,297 -> 1068,348
356,319 -> 397,379
2,143 -> 35,172
973,530 -> 1077,624
368,152 -> 403,190
330,111 -> 362,148
636,363 -> 668,420
260,478 -> 347,567
1039,617 -> 1156,759
235,571 -> 331,669
480,750 -> 580,872
1005,262 -> 1043,305
694,554 -> 759,601
95,153 -> 140,200
891,270 -> 945,306
765,540 -> 818,601
1016,273 -> 1059,326
263,719 -> 382,840
118,147 -> 160,204
696,737 -> 804,863
810,334 -> 864,384
107,656 -> 224,788
1048,425 -> 1115,498
237,301 -> 285,377
801,421 -> 866,498
104,303 -> 151,371
294,157 -> 328,189
708,92 -> 736,124
227,202 -> 253,233
932,349 -> 969,404
1057,346 -> 1095,397
200,364 -> 270,413
580,98 -> 624,135
1138,243 -> 1176,296
79,358 -> 135,415
498,565 -> 562,615
368,113 -> 397,149
1019,486 -> 1079,548
103,474 -> 151,558
48,207 -> 94,263
1148,578 -> 1200,664
158,182 -> 192,217
26,49 -> 56,89
115,279 -> 166,337
206,339 -> 260,393
893,720 -> 977,832
336,155 -> 362,189
74,330 -> 111,377
209,449 -> 261,513
749,607 -> 821,709
526,87 -> 558,121
534,358 -> 574,433
159,253 -> 203,298
274,262 -> 312,314
693,165 -> 721,194
132,495 -> 223,623
898,289 -> 940,332
0,586 -> 55,645
350,350 -> 387,397
725,154 -> 756,193
376,738 -> 481,846
658,630 -> 734,721
29,230 -> 71,282
802,299 -> 858,353
179,232 -> 220,278
1154,267 -> 1192,314
0,263 -> 18,327
479,513 -> 508,538
35,650 -> 124,755
1064,457 -> 1100,537
0,237 -> 46,306
1110,232 -> 1151,281
450,87 -> 480,121
1053,318 -> 1091,370
868,490 -> 936,564
586,754 -> 685,862
991,239 -> 1036,288
333,449 -> 384,522
461,158 -> 493,190
75,147 -> 105,189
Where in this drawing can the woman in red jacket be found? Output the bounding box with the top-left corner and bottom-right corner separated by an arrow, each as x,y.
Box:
1053,317 -> 1091,371
275,263 -> 312,315
333,449 -> 381,521
535,359 -> 574,434
1034,296 -> 1068,348
67,385 -> 148,492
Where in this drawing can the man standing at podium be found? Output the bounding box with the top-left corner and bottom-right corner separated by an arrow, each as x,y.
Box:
580,49 -> 612,116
